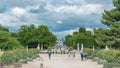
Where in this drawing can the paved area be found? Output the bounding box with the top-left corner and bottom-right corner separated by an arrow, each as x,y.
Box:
21,54 -> 103,68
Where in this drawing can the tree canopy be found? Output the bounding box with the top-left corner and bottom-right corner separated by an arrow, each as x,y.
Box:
65,27 -> 95,49
17,25 -> 57,48
99,0 -> 120,48
0,30 -> 23,50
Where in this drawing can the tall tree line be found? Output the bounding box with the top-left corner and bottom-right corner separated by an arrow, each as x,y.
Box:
0,24 -> 57,50
65,27 -> 95,49
17,24 -> 57,48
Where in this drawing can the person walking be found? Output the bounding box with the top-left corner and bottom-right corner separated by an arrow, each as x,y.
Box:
80,52 -> 84,61
39,57 -> 44,68
47,50 -> 52,60
73,52 -> 75,59
84,52 -> 88,61
0,62 -> 3,68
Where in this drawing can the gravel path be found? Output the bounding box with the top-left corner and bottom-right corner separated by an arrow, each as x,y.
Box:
20,54 -> 103,68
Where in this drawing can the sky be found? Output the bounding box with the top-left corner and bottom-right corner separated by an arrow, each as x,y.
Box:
0,0 -> 114,37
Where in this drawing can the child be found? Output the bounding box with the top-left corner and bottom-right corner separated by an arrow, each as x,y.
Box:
39,57 -> 44,68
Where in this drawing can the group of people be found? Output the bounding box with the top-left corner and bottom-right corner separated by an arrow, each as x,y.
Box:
68,52 -> 76,59
39,50 -> 88,68
47,50 -> 88,61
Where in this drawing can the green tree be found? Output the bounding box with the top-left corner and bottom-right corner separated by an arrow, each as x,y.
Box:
65,27 -> 94,49
79,27 -> 86,33
0,30 -> 23,50
0,24 -> 9,32
101,0 -> 120,48
17,25 -> 30,46
17,25 -> 57,48
94,28 -> 115,48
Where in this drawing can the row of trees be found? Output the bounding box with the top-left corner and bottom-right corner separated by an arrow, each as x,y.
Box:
65,0 -> 120,49
65,27 -> 96,49
16,24 -> 57,48
0,24 -> 57,50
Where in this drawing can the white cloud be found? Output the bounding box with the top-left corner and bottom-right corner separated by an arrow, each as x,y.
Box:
57,21 -> 63,24
86,27 -> 93,32
11,7 -> 27,16
0,14 -> 20,27
53,27 -> 94,37
53,27 -> 79,37
47,4 -> 103,16
66,0 -> 86,5
0,0 -> 113,34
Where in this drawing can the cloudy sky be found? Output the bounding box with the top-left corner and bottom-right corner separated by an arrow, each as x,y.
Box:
0,0 -> 114,37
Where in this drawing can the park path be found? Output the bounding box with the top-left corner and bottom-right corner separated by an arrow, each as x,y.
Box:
20,54 -> 103,68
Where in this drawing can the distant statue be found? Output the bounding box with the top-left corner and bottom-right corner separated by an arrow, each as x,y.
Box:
81,44 -> 84,52
37,44 -> 40,50
77,43 -> 80,51
92,46 -> 95,51
105,46 -> 109,50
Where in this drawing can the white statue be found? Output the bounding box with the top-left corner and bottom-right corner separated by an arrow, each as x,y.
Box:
77,43 -> 80,51
37,44 -> 40,50
105,45 -> 109,50
93,46 -> 95,51
81,44 -> 84,52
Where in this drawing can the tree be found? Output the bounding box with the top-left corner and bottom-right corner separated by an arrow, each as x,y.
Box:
94,28 -> 115,48
28,25 -> 56,48
0,30 -> 23,50
17,25 -> 57,48
17,25 -> 30,46
101,0 -> 120,48
79,27 -> 86,33
0,24 -> 9,32
65,35 -> 73,47
65,27 -> 95,49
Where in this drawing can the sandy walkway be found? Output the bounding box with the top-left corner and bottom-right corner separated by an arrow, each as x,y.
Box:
20,54 -> 103,68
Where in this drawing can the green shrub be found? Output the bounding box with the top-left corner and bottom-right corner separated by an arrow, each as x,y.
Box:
1,52 -> 14,65
96,50 -> 120,62
83,48 -> 93,56
98,59 -> 107,64
90,49 -> 120,68
0,49 -> 40,65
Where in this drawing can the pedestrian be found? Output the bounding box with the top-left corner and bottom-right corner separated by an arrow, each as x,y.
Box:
47,50 -> 52,60
84,52 -> 88,61
68,52 -> 71,59
39,57 -> 44,68
73,52 -> 75,59
80,52 -> 84,61
0,62 -> 3,68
